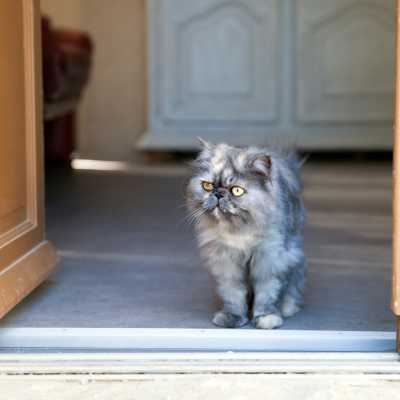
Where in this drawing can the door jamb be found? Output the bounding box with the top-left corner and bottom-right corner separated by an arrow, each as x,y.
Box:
393,0 -> 400,353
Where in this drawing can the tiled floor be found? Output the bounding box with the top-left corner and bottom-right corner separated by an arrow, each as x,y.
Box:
1,161 -> 394,331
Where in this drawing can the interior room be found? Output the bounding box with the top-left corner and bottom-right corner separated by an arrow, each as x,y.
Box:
0,0 -> 395,351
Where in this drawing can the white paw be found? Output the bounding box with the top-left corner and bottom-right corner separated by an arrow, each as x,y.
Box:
255,314 -> 283,330
280,297 -> 301,318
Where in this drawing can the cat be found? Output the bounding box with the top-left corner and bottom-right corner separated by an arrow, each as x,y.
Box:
186,140 -> 306,329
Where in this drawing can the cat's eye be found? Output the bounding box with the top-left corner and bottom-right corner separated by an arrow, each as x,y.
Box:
231,186 -> 245,197
201,181 -> 214,192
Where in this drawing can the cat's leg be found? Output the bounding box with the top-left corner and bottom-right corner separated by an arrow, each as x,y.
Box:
251,277 -> 284,329
250,252 -> 288,329
280,256 -> 306,318
207,253 -> 249,328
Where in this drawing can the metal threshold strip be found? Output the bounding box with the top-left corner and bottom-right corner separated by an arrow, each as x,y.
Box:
0,328 -> 395,352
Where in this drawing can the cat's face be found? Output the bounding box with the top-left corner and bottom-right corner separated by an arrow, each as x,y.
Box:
187,141 -> 272,228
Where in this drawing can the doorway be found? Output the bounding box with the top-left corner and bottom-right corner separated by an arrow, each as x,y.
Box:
0,0 -> 397,352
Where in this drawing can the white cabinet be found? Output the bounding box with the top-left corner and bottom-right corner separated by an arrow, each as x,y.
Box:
139,0 -> 395,150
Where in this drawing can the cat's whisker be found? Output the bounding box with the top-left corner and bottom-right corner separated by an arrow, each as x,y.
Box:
180,207 -> 204,224
185,208 -> 207,225
186,209 -> 203,222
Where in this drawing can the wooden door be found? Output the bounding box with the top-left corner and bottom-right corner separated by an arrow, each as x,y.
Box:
0,0 -> 58,319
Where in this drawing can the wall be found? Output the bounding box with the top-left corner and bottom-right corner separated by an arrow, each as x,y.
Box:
41,0 -> 84,30
41,0 -> 147,161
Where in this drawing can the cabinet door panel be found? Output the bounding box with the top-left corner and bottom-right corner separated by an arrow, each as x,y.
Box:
297,0 -> 395,123
153,0 -> 280,124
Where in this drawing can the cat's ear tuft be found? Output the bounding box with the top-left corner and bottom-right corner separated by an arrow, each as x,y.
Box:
197,137 -> 214,151
249,154 -> 272,179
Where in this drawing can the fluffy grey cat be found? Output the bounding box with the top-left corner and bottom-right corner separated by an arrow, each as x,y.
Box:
186,140 -> 306,329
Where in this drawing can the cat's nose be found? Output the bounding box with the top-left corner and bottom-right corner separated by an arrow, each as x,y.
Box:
214,188 -> 226,199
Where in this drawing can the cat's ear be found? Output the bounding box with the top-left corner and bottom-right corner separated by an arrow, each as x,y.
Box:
248,154 -> 272,179
191,138 -> 213,169
197,137 -> 214,152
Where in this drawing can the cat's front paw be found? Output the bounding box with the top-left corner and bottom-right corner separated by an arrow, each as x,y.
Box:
212,311 -> 248,328
254,314 -> 283,329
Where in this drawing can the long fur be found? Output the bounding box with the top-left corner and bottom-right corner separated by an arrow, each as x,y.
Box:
186,141 -> 307,329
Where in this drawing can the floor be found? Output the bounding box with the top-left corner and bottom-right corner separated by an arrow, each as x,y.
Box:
0,161 -> 394,331
2,373 -> 400,400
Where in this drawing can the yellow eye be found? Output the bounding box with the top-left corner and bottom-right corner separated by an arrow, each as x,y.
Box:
201,181 -> 214,192
231,186 -> 245,197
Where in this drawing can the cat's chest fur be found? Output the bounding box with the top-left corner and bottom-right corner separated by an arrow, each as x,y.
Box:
218,229 -> 260,251
199,223 -> 263,252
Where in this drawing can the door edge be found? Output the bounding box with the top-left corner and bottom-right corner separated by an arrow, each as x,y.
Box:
0,241 -> 58,319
